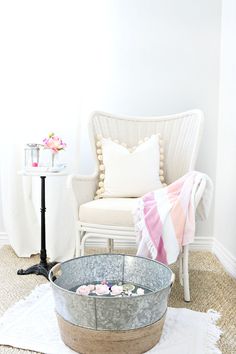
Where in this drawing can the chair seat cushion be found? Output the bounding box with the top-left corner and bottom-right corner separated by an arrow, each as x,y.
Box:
79,198 -> 139,227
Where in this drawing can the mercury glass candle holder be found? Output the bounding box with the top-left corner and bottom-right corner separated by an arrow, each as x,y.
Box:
24,143 -> 41,169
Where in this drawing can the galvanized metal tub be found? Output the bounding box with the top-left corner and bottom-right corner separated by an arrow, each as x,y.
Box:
49,254 -> 174,354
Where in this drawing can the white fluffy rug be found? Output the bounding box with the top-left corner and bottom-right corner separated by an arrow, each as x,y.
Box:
0,284 -> 222,354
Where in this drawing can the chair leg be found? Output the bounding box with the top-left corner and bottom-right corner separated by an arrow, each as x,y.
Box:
75,229 -> 82,257
108,239 -> 114,253
183,245 -> 190,302
81,235 -> 86,256
179,249 -> 183,286
80,232 -> 95,256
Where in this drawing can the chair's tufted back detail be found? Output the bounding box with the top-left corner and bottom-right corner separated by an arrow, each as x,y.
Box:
88,110 -> 203,184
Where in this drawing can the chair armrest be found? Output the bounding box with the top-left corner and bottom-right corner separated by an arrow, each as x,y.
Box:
67,174 -> 98,227
67,173 -> 98,209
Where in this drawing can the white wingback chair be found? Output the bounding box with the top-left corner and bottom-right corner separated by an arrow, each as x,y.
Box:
68,109 -> 204,301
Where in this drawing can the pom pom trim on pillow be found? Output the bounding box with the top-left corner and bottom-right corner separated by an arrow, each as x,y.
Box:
94,135 -> 167,199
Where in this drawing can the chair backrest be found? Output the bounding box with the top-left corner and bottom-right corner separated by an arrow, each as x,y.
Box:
88,110 -> 204,184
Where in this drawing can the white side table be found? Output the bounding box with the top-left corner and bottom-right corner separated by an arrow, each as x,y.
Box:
17,170 -> 67,279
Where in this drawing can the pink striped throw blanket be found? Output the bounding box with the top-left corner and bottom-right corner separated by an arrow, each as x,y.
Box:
134,171 -> 213,265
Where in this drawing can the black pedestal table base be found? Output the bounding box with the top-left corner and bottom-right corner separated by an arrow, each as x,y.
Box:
17,261 -> 57,279
17,175 -> 57,280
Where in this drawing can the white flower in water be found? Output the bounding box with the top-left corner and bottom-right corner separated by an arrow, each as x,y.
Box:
110,285 -> 123,296
95,284 -> 110,295
76,285 -> 91,296
136,288 -> 145,295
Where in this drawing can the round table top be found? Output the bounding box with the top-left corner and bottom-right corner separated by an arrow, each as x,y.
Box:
18,169 -> 67,177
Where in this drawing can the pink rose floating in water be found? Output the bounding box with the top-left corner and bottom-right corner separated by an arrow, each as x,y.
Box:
87,284 -> 95,291
76,281 -> 145,297
110,285 -> 123,296
94,284 -> 110,295
76,285 -> 91,296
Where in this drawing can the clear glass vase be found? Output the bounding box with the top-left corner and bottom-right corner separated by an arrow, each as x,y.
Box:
51,152 -> 58,168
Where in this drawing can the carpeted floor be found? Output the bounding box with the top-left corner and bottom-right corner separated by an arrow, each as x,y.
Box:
0,245 -> 235,354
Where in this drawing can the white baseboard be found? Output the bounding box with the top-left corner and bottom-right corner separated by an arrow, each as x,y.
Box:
189,236 -> 213,251
213,239 -> 236,278
0,232 -> 9,248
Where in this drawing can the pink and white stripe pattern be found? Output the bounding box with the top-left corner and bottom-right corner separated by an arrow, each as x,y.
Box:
135,171 -> 213,265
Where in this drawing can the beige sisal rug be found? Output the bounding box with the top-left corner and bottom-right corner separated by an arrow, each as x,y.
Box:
0,245 -> 235,353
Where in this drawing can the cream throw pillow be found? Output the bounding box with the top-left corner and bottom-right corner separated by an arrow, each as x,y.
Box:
95,135 -> 164,198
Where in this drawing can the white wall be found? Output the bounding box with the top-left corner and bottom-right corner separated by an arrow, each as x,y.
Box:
214,0 -> 236,261
0,0 -> 222,242
0,0 -> 85,242
79,0 -> 222,240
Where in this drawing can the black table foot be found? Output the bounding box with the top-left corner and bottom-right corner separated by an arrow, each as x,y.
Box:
17,261 -> 57,279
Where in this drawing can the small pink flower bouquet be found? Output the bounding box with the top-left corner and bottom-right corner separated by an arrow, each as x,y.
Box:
43,133 -> 66,154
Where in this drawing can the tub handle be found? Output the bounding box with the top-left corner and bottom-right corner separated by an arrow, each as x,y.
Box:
50,263 -> 62,281
170,272 -> 175,287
